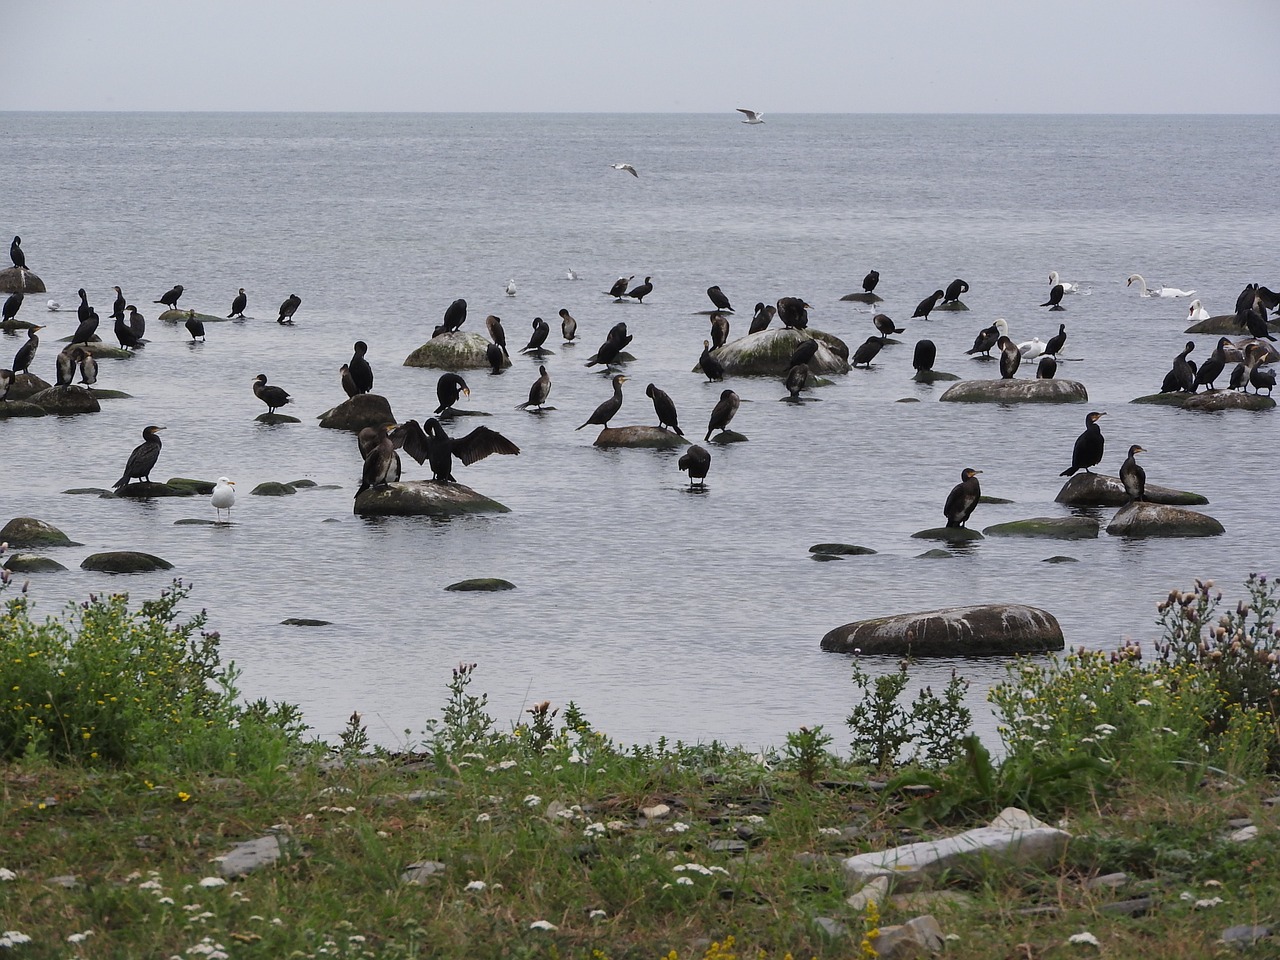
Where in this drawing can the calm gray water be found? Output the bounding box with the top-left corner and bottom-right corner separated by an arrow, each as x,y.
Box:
2,112 -> 1277,751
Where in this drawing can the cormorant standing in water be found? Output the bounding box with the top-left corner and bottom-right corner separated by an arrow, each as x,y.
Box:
913,339 -> 937,372
277,294 -> 302,324
943,278 -> 969,304
523,317 -> 550,353
997,335 -> 1021,379
626,276 -> 654,302
228,288 -> 247,319
862,269 -> 880,293
699,340 -> 724,382
646,383 -> 683,435
873,314 -> 904,339
705,388 -> 740,440
852,336 -> 884,368
1042,283 -> 1066,310
576,374 -> 628,430
558,308 -> 577,342
252,374 -> 293,414
943,468 -> 982,527
678,444 -> 711,488
185,312 -> 205,342
348,340 -> 374,394
485,341 -> 505,374
516,365 -> 551,410
1,293 -> 22,322
155,285 -> 184,310
607,276 -> 633,300
784,362 -> 809,399
110,286 -> 126,322
485,315 -> 509,357
400,417 -> 520,483
912,289 -> 945,319
112,425 -> 165,489
9,236 -> 25,270
1060,412 -> 1106,476
435,372 -> 469,413
707,285 -> 733,314
12,324 -> 43,374
1120,445 -> 1146,503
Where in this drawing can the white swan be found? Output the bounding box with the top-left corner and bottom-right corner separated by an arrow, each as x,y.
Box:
1187,299 -> 1209,321
1047,271 -> 1080,295
1017,337 -> 1046,359
1127,274 -> 1196,298
211,477 -> 236,522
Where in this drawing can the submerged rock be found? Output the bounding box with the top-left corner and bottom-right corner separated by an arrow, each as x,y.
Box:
1106,501 -> 1224,538
934,300 -> 969,311
809,543 -> 877,556
26,386 -> 101,415
2,553 -> 67,573
166,477 -> 217,495
911,526 -> 983,542
354,480 -> 511,517
317,393 -> 396,432
939,378 -> 1088,403
709,430 -> 748,444
0,267 -> 46,294
281,618 -> 332,626
981,516 -> 1099,540
840,291 -> 883,304
108,481 -> 198,498
255,412 -> 302,424
404,331 -> 511,371
821,604 -> 1064,656
0,517 -> 78,548
912,369 -> 962,383
159,309 -> 228,325
80,551 -> 174,573
1055,473 -> 1207,507
693,328 -> 851,376
445,578 -> 516,592
251,482 -> 297,496
593,425 -> 690,449
76,342 -> 133,360
0,400 -> 46,418
1131,391 -> 1275,411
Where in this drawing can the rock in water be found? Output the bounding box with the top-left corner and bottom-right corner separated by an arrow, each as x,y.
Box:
693,328 -> 851,376
981,517 -> 1099,539
354,480 -> 510,517
317,393 -> 396,432
939,379 -> 1088,403
445,578 -> 517,592
1055,473 -> 1207,507
911,526 -> 983,542
0,517 -> 78,548
26,386 -> 101,415
2,554 -> 68,573
821,604 -> 1064,656
0,266 -> 47,294
593,425 -> 690,449
1106,501 -> 1224,538
80,551 -> 174,573
1130,391 -> 1275,411
404,332 -> 511,371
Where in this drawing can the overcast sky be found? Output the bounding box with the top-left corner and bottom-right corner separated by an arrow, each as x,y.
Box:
6,0 -> 1277,113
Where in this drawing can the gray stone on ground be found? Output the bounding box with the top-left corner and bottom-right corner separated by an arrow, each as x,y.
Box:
1221,925 -> 1272,949
821,604 -> 1063,656
354,480 -> 510,517
215,833 -> 291,878
870,916 -> 946,960
593,425 -> 690,449
317,393 -> 396,432
981,516 -> 1099,539
3,554 -> 68,572
0,517 -> 78,547
845,876 -> 890,911
26,386 -> 101,415
0,267 -> 46,294
404,331 -> 510,370
812,917 -> 848,939
1106,501 -> 1224,538
251,481 -> 297,496
445,578 -> 516,592
939,378 -> 1088,403
911,526 -> 983,542
401,860 -> 447,884
1055,472 -> 1207,507
80,551 -> 174,573
694,328 -> 851,376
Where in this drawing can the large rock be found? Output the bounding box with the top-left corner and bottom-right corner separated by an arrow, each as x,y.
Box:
840,292 -> 883,304
939,378 -> 1088,403
26,386 -> 101,415
353,480 -> 510,517
0,400 -> 46,418
75,341 -> 133,360
1184,315 -> 1279,335
5,373 -> 52,402
820,603 -> 1063,656
404,331 -> 510,371
0,318 -> 40,332
317,393 -> 396,432
159,309 -> 228,325
0,267 -> 46,294
80,551 -> 174,573
911,526 -> 982,542
445,578 -> 516,592
1131,391 -> 1275,411
166,478 -> 216,495
1106,501 -> 1224,538
912,369 -> 961,383
0,517 -> 78,548
108,482 -> 198,498
981,516 -> 1099,539
1055,473 -> 1207,507
593,425 -> 690,449
693,328 -> 851,376
2,554 -> 67,573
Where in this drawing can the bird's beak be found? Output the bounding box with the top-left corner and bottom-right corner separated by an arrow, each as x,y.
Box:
228,480 -> 236,485
463,387 -> 471,397
974,470 -> 984,475
154,426 -> 167,431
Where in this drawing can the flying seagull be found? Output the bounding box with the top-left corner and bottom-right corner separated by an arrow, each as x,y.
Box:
610,163 -> 639,178
737,108 -> 765,124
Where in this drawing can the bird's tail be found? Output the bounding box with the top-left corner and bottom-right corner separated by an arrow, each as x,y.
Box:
674,425 -> 685,437
575,422 -> 588,431
1059,467 -> 1077,477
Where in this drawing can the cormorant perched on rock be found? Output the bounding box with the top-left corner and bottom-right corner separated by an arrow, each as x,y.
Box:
356,424 -> 400,496
784,362 -> 809,399
185,312 -> 205,342
55,345 -> 84,388
912,289 -> 945,319
1060,412 -> 1106,476
486,315 -> 509,357
277,294 -> 301,324
523,317 -> 551,353
435,372 -> 470,413
1036,355 -> 1057,379
576,374 -> 628,430
252,374 -> 292,414
1230,342 -> 1268,392
110,286 -> 126,322
128,303 -> 145,341
1252,365 -> 1277,396
646,383 -> 683,435
997,335 -> 1021,379
485,341 -> 505,374
913,339 -> 936,372
852,336 -> 883,369
1,293 -> 22,322
966,318 -> 1009,356
699,340 -> 725,382
77,288 -> 92,326
228,288 -> 247,319
78,349 -> 97,387
1044,323 -> 1067,357
776,297 -> 810,329
1241,295 -> 1277,341
67,306 -> 98,345
943,279 -> 969,304
1041,284 -> 1066,310
12,325 -> 43,374
944,468 -> 982,527
607,276 -> 633,300
401,417 -> 520,483
1120,445 -> 1146,503
787,338 -> 819,370
704,389 -> 740,440
707,285 -> 733,313
678,444 -> 711,488
585,322 -> 631,366
711,312 -> 730,349
1194,337 -> 1230,392
862,270 -> 880,294
348,341 -> 374,394
517,365 -> 551,410
1160,341 -> 1196,393
626,276 -> 653,302
558,308 -> 577,342
873,314 -> 904,339
749,302 -> 775,334
9,236 -> 25,270
112,425 -> 165,489
340,364 -> 360,398
155,285 -> 184,309
116,308 -> 143,349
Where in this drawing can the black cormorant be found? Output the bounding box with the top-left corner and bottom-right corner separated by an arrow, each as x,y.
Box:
348,341 -> 374,394
1036,355 -> 1058,379
228,288 -> 247,319
252,374 -> 292,414
776,297 -> 809,329
55,346 -> 83,388
707,285 -> 733,313
1120,445 -> 1146,502
116,308 -> 143,349
912,289 -> 945,319
678,444 -> 711,488
966,319 -> 1009,356
943,279 -> 969,304
852,336 -> 883,368
356,424 -> 400,496
77,288 -> 92,326
997,335 -> 1021,379
711,312 -> 730,349
155,285 -> 184,310
128,303 -> 145,341
943,468 -> 982,527
1160,341 -> 1195,393
185,312 -> 205,342
486,341 -> 505,374
112,425 -> 165,489
607,276 -> 633,300
70,307 -> 99,345
705,388 -> 740,440
1,293 -> 21,322
9,236 -> 25,270
1251,365 -> 1277,395
110,286 -> 126,322
1041,283 -> 1066,310
1193,337 -> 1230,391
559,308 -> 577,342
787,338 -> 819,370
784,362 -> 809,399
699,340 -> 725,382
340,364 -> 360,398
517,365 -> 551,410
913,339 -> 936,372
1230,343 -> 1268,392
12,325 -> 43,374
576,374 -> 628,430
277,294 -> 301,324
1060,412 -> 1106,476
748,302 -> 774,334
626,276 -> 653,302
873,314 -> 904,339
486,315 -> 509,357
401,417 -> 519,483
585,322 -> 631,366
646,383 -> 683,435
1044,323 -> 1067,357
862,270 -> 880,293
435,372 -> 470,413
523,317 -> 551,353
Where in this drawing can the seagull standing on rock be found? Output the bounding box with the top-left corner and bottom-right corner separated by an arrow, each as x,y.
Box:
211,477 -> 236,522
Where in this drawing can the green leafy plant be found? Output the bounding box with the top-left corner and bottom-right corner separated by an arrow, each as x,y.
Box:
845,659 -> 972,770
780,724 -> 834,784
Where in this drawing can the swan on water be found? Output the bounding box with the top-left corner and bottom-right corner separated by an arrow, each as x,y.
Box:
1047,271 -> 1080,294
1127,274 -> 1196,298
1187,299 -> 1210,321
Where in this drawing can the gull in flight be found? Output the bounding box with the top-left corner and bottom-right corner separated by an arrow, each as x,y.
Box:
610,163 -> 638,177
737,108 -> 765,124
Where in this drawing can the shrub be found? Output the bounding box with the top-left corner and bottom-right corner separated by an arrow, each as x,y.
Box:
845,659 -> 972,770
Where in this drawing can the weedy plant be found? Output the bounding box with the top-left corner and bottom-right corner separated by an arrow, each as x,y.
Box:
845,659 -> 971,770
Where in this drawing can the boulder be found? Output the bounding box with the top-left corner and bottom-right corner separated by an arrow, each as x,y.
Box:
3,554 -> 67,573
76,342 -> 133,360
1184,315 -> 1270,335
165,478 -> 216,495
255,412 -> 302,424
916,549 -> 953,559
26,386 -> 101,415
911,526 -> 983,542
80,551 -> 174,573
912,369 -> 961,383
89,389 -> 131,400
0,267 -> 46,294
840,292 -> 883,304
353,480 -> 510,517
870,916 -> 947,960
693,328 -> 851,376
107,482 -> 198,498
281,618 -> 332,626
404,331 -> 510,371
159,309 -> 228,325
1131,391 -> 1275,411
709,430 -> 748,444
934,300 -> 969,311
939,378 -> 1088,403
1106,501 -> 1224,538
821,604 -> 1064,656
0,517 -> 78,548
809,543 -> 877,556
6,373 -> 52,401
445,578 -> 516,592
981,516 -> 1099,540
0,318 -> 40,332
317,393 -> 396,432
0,400 -> 46,418
216,833 -> 291,879
251,482 -> 296,496
1055,473 -> 1207,507
63,487 -> 110,496
593,425 -> 690,449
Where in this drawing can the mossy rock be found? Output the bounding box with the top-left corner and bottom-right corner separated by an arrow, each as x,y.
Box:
0,318 -> 40,332
76,342 -> 133,360
317,393 -> 396,432
445,578 -> 516,592
90,389 -> 131,400
0,400 -> 47,418
708,430 -> 748,445
821,603 -> 1064,656
80,551 -> 174,573
354,480 -> 510,517
27,386 -> 101,415
165,478 -> 216,495
0,267 -> 46,294
911,526 -> 983,542
0,517 -> 78,548
593,425 -> 690,449
916,549 -> 954,559
694,328 -> 851,376
809,543 -> 877,556
1106,502 -> 1224,538
404,331 -> 510,371
255,412 -> 302,424
159,309 -> 228,325
839,292 -> 883,303
2,553 -> 68,573
912,370 -> 962,383
981,517 -> 1099,540
939,379 -> 1088,403
1131,391 -> 1275,410
1055,473 -> 1207,507
63,487 -> 110,495
934,300 -> 969,311
6,373 -> 52,401
281,618 -> 332,626
251,482 -> 297,496
109,482 -> 197,498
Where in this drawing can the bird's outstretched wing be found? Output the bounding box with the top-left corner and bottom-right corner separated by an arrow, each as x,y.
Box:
399,420 -> 434,465
453,426 -> 521,466
736,108 -> 763,122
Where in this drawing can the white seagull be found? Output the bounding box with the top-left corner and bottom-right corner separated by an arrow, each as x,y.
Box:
566,269 -> 579,281
1017,337 -> 1046,360
46,299 -> 61,311
736,108 -> 765,124
1127,274 -> 1195,298
1047,271 -> 1080,295
211,477 -> 236,522
505,279 -> 517,297
1187,299 -> 1210,321
610,163 -> 638,178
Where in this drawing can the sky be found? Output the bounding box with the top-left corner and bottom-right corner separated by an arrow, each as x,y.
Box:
6,0 -> 1278,113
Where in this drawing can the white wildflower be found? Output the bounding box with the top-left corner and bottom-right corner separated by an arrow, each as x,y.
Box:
348,936 -> 366,943
67,931 -> 94,944
465,880 -> 487,892
583,822 -> 607,837
568,750 -> 584,764
1093,723 -> 1117,735
674,863 -> 713,875
475,813 -> 491,823
664,821 -> 690,833
606,820 -> 629,831
158,897 -> 175,905
818,826 -> 842,836
498,759 -> 517,770
1135,699 -> 1152,707
1067,931 -> 1100,946
182,904 -> 204,912
1195,897 -> 1223,909
138,879 -> 164,891
461,752 -> 486,760
0,932 -> 32,947
529,920 -> 558,931
589,909 -> 607,920
676,876 -> 695,886
523,795 -> 542,807
198,877 -> 227,889
0,868 -> 15,882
